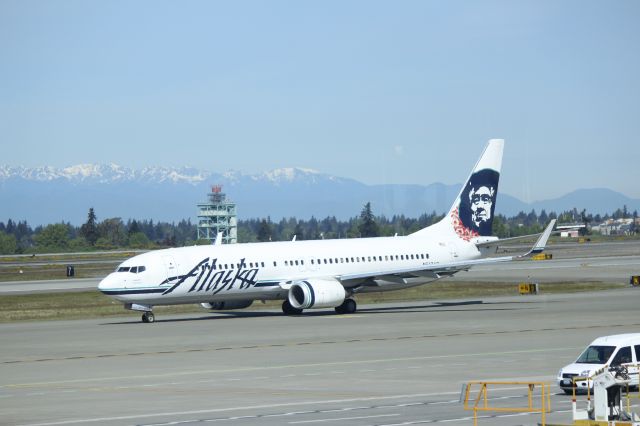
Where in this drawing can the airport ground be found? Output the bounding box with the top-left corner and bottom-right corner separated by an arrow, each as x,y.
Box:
3,290 -> 640,426
1,240 -> 640,425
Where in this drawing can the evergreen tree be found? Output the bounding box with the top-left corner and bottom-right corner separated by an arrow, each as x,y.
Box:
0,231 -> 17,254
80,208 -> 99,246
128,219 -> 140,235
294,221 -> 305,240
257,219 -> 272,242
358,202 -> 379,237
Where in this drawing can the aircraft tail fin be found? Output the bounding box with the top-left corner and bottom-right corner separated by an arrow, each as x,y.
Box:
411,139 -> 504,240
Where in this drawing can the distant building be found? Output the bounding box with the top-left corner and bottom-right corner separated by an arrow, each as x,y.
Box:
556,223 -> 585,238
595,218 -> 635,236
197,185 -> 237,244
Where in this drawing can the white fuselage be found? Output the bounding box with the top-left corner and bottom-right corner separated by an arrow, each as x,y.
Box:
98,227 -> 481,307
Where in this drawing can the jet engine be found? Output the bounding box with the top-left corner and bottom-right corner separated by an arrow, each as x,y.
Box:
200,300 -> 254,310
288,279 -> 345,309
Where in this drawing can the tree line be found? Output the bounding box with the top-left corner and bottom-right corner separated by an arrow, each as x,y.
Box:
0,204 -> 637,255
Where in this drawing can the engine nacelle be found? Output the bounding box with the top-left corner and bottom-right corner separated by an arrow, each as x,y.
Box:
200,300 -> 253,310
288,279 -> 345,309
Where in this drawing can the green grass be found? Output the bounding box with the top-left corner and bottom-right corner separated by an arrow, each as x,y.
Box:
0,281 -> 627,323
0,251 -> 139,282
0,263 -> 120,281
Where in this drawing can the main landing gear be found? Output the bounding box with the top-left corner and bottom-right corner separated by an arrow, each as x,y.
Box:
335,298 -> 357,314
280,299 -> 357,315
141,311 -> 155,323
281,300 -> 303,315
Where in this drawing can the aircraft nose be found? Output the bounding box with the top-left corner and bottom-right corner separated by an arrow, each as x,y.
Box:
98,274 -> 118,294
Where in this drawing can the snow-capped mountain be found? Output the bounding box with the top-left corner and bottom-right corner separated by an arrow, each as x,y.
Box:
0,164 -> 211,184
0,164 -> 638,225
0,164 -> 348,186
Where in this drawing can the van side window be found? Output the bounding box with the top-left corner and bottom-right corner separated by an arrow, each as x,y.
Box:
635,345 -> 640,362
611,346 -> 632,366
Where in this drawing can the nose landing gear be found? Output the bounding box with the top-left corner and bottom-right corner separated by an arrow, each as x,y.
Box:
141,311 -> 155,323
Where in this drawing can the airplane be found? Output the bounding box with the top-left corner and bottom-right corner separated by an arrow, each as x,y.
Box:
98,139 -> 556,323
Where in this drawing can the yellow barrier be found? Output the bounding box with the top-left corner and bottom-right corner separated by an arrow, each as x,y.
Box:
532,253 -> 553,260
519,282 -> 539,295
462,381 -> 551,426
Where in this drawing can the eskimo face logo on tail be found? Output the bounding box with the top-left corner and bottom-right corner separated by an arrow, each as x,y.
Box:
452,168 -> 499,240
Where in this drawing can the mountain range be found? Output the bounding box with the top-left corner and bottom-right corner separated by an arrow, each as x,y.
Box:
0,164 -> 638,226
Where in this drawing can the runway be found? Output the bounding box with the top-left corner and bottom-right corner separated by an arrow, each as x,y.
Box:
3,287 -> 640,425
0,278 -> 101,294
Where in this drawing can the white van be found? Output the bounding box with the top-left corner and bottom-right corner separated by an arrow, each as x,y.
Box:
557,333 -> 640,394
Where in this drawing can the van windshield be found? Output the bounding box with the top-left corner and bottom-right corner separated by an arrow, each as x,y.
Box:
576,345 -> 616,364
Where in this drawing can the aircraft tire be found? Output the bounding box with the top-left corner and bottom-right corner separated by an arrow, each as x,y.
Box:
142,312 -> 155,323
282,300 -> 303,315
335,299 -> 356,314
344,298 -> 357,313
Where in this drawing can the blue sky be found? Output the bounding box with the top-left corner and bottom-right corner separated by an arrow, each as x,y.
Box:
1,0 -> 639,202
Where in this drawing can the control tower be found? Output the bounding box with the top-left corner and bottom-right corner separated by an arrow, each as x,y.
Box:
197,185 -> 237,244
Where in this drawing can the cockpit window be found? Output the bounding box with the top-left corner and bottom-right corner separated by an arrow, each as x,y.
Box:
117,266 -> 146,273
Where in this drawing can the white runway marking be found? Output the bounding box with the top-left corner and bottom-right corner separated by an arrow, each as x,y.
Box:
288,413 -> 400,424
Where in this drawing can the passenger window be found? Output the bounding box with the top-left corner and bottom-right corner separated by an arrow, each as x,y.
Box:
261,262 -> 265,267
273,261 -> 277,267
611,346 -> 632,366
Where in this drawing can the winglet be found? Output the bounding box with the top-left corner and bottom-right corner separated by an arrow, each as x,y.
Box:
527,219 -> 556,256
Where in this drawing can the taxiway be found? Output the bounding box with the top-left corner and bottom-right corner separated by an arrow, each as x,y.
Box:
2,287 -> 640,425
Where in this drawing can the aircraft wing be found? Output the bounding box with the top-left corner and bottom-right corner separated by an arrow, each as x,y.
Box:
474,223 -> 556,253
338,219 -> 556,283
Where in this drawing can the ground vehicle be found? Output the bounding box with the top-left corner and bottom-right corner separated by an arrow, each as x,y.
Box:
557,334 -> 640,394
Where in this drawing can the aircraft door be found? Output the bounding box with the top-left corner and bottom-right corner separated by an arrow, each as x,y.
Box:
448,242 -> 459,259
163,256 -> 178,281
